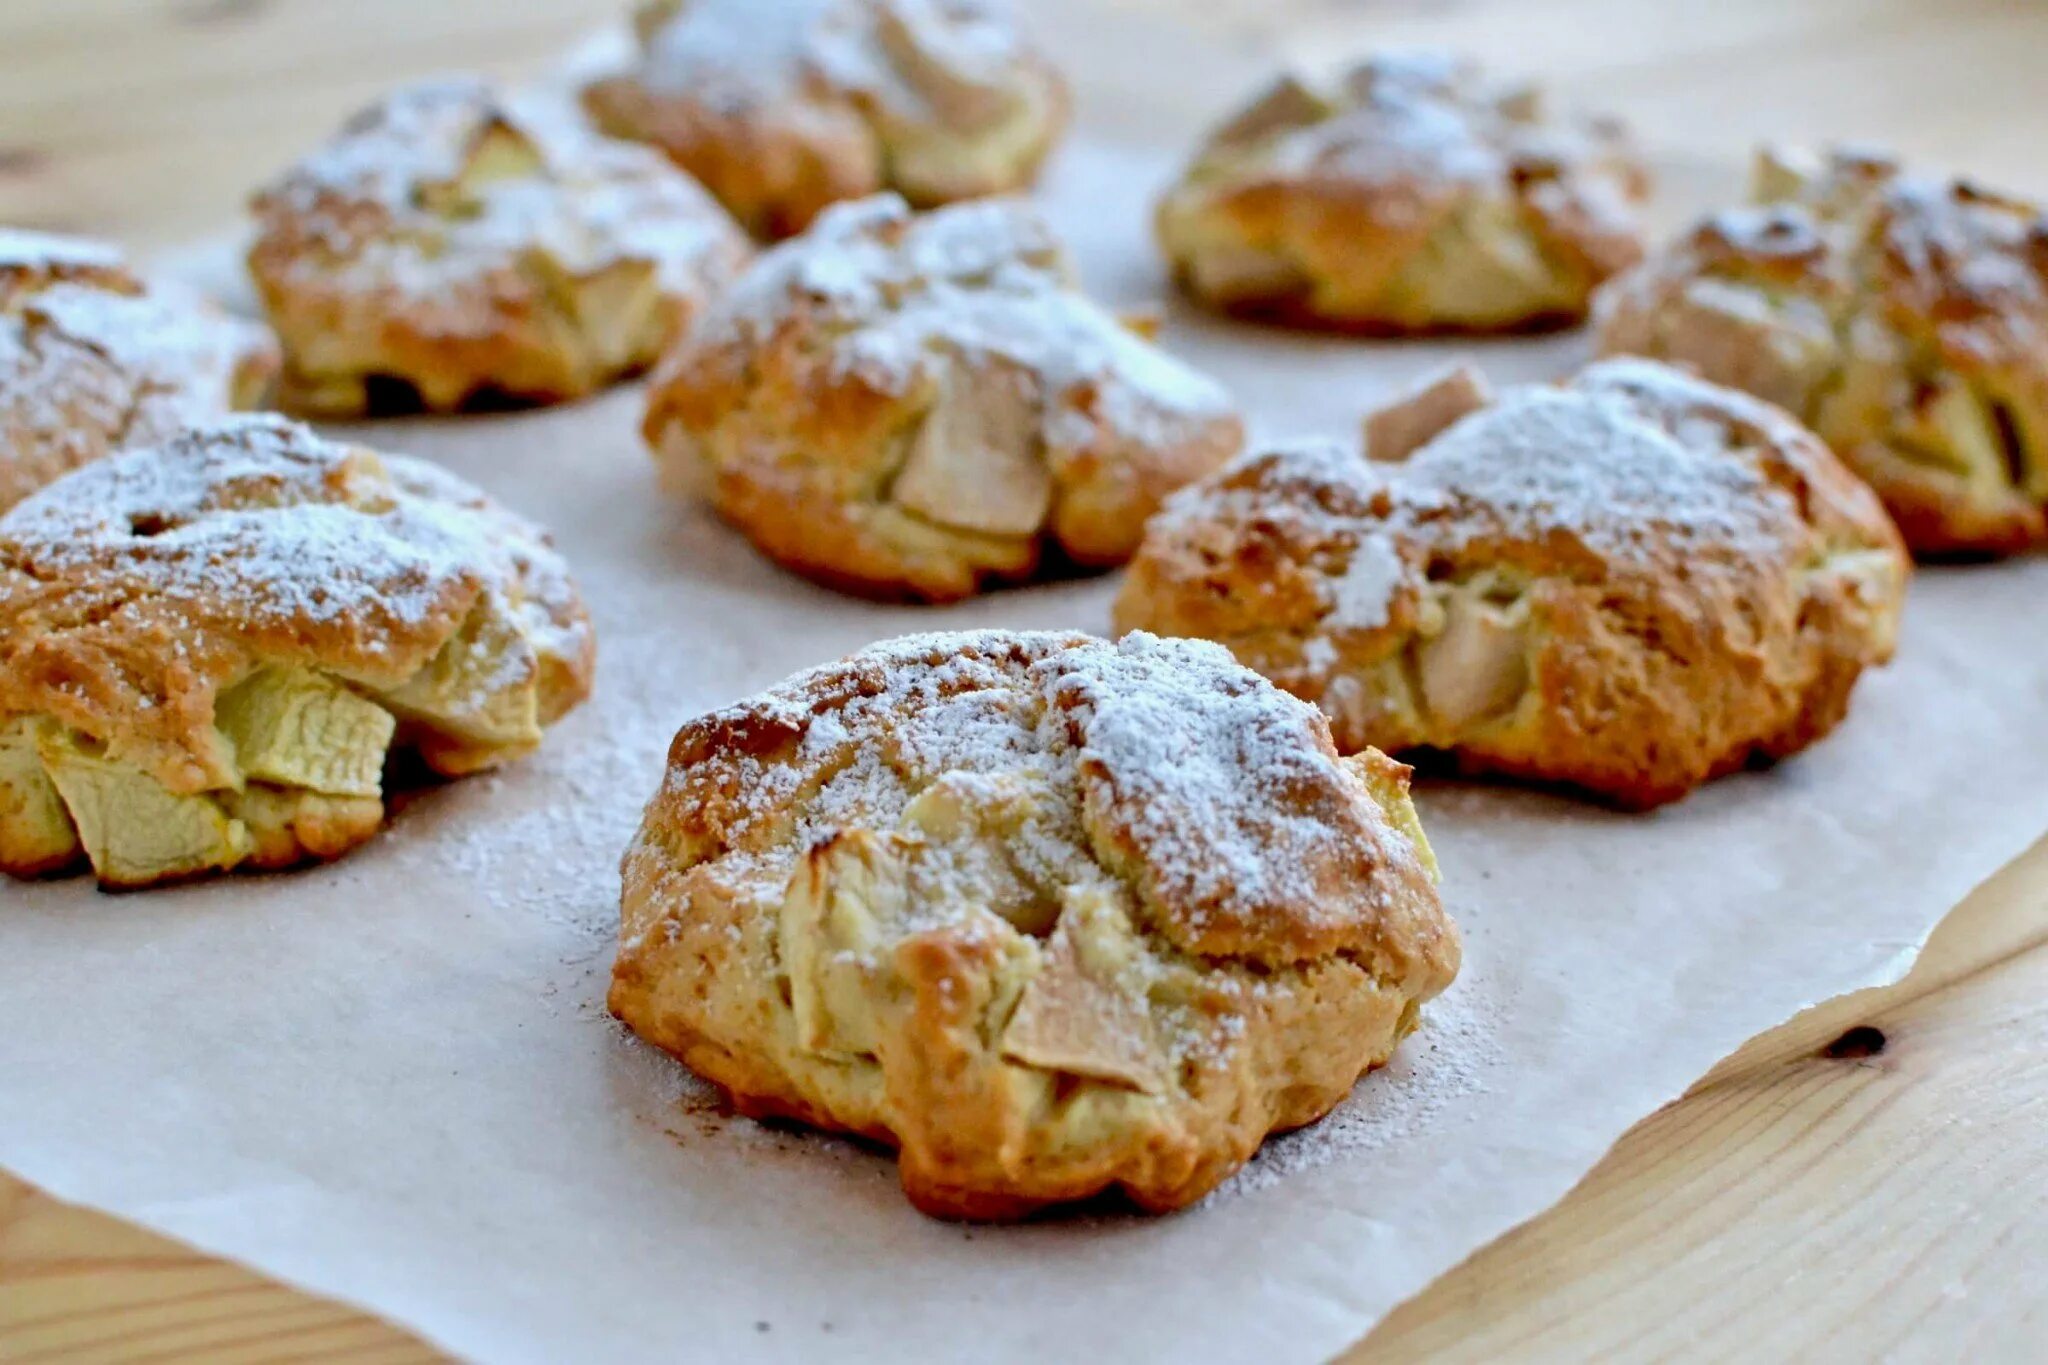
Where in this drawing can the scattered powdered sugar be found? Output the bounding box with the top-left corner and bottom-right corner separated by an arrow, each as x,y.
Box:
697,194 -> 1235,443
1855,170 -> 2048,340
255,78 -> 745,297
261,77 -> 484,214
420,632 -> 680,989
1278,58 -> 1500,187
1141,359 -> 1824,699
666,633 -> 1053,891
324,562 -> 698,1025
1215,952 -> 1505,1198
1698,203 -> 1827,262
1151,437 -> 1379,542
711,194 -> 1056,337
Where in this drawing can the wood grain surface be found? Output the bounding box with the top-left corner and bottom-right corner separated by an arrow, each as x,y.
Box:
3,1 -> 2045,1360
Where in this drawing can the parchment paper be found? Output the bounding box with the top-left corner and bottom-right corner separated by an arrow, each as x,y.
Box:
4,9 -> 2048,1362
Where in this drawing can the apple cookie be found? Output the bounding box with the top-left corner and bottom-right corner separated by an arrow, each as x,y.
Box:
614,629 -> 1459,1217
249,78 -> 751,417
1,228 -> 276,513
0,415 -> 594,888
1156,52 -> 1649,334
1114,359 -> 1910,810
582,0 -> 1068,238
1597,146 -> 2048,554
643,194 -> 1244,601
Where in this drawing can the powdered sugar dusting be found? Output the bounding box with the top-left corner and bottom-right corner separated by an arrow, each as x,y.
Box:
637,0 -> 834,106
18,280 -> 259,408
1273,53 -> 1505,186
1207,50 -> 1638,244
253,78 -> 746,298
629,0 -> 1032,124
1409,385 -> 1786,560
645,632 -> 1052,897
1621,147 -> 2048,380
1170,360 -> 1801,602
1050,631 -> 1426,942
421,645 -> 678,987
640,629 -> 1433,976
695,194 -> 1235,446
0,228 -> 127,275
2,234 -> 273,508
2,415 -> 587,663
1327,535 -> 1405,632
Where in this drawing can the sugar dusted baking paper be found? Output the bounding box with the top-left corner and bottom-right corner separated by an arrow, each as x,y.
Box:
2,6 -> 2046,1361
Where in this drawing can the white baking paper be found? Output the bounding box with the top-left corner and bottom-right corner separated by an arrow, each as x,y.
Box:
4,8 -> 2047,1362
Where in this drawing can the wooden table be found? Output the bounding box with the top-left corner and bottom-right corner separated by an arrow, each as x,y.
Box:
3,1 -> 2044,1359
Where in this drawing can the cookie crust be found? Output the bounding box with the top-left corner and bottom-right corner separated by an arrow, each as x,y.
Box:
1114,359 -> 1910,810
614,630 -> 1458,1217
0,416 -> 594,888
0,229 -> 277,513
249,79 -> 750,417
643,194 -> 1244,601
583,0 -> 1069,238
1157,53 -> 1649,334
1597,146 -> 2048,555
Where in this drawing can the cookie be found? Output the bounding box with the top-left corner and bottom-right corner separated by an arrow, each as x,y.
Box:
1597,146 -> 2048,555
249,78 -> 751,416
583,0 -> 1068,238
0,228 -> 277,513
1114,359 -> 1909,809
0,416 -> 594,889
643,194 -> 1244,601
1156,53 -> 1649,333
614,629 -> 1458,1217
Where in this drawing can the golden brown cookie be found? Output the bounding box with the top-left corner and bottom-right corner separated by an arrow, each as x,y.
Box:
1,228 -> 277,513
1596,147 -> 2048,555
614,629 -> 1458,1218
1114,359 -> 1909,810
1156,53 -> 1649,334
643,194 -> 1245,601
583,0 -> 1069,239
0,415 -> 595,889
249,78 -> 751,417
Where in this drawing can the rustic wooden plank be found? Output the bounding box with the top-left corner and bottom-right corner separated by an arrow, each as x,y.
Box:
0,1177 -> 436,1362
1351,835 -> 2048,1362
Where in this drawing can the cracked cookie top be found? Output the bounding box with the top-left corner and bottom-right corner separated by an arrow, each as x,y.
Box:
0,228 -> 278,513
634,629 -> 1446,967
1596,146 -> 2048,554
